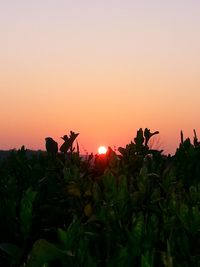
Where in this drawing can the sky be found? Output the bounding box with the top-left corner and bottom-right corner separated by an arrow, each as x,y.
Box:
0,0 -> 200,154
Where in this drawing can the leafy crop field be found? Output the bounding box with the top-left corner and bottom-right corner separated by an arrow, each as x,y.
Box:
0,129 -> 200,267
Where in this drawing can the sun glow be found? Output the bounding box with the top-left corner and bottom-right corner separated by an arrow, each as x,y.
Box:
98,146 -> 107,154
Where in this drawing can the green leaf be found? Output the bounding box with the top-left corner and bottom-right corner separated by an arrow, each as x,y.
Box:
26,239 -> 73,267
102,172 -> 118,202
141,252 -> 154,267
162,240 -> 173,267
20,187 -> 37,240
0,243 -> 22,260
58,218 -> 81,249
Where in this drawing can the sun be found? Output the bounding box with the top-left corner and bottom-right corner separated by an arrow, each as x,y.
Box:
98,146 -> 107,155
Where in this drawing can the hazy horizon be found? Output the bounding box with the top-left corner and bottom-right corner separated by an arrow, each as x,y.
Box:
1,0 -> 200,154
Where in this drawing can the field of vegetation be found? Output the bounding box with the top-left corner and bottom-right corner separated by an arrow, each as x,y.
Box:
0,128 -> 200,267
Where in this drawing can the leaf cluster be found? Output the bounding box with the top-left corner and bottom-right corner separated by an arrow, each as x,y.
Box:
1,129 -> 200,266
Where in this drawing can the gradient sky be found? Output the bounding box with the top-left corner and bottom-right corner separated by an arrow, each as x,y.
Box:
1,0 -> 200,154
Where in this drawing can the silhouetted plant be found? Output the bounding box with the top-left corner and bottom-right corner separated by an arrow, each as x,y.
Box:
45,137 -> 58,155
60,131 -> 79,154
1,128 -> 200,266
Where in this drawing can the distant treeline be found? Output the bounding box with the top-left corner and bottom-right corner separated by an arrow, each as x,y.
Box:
0,150 -> 46,160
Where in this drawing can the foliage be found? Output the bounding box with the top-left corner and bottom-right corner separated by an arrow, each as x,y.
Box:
0,129 -> 200,266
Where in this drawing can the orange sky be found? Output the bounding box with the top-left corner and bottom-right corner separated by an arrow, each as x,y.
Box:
0,0 -> 200,154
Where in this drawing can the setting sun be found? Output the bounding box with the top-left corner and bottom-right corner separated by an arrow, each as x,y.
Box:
98,146 -> 107,155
